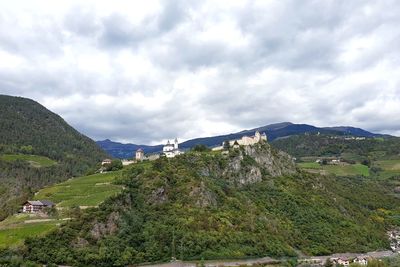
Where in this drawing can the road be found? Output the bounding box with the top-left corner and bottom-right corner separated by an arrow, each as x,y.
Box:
137,250 -> 397,267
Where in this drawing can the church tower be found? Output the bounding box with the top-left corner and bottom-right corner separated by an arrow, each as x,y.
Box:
174,138 -> 179,150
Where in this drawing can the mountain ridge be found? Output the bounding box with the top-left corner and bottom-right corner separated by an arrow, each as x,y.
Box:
0,94 -> 108,220
98,122 -> 389,158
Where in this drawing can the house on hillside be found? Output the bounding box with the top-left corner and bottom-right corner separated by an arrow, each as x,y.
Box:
22,200 -> 55,213
101,159 -> 112,165
353,256 -> 369,265
335,257 -> 350,266
122,159 -> 135,166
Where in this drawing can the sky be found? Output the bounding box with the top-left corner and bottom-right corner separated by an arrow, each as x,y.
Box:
0,0 -> 399,144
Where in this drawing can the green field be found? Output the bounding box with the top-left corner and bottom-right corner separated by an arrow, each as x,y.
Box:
297,162 -> 320,169
0,221 -> 58,248
0,171 -> 123,248
298,162 -> 370,176
374,159 -> 400,178
34,171 -> 122,207
324,163 -> 369,176
0,154 -> 56,167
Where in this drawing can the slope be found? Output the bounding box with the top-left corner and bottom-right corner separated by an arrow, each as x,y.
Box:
0,94 -> 108,220
0,170 -> 123,248
20,142 -> 400,266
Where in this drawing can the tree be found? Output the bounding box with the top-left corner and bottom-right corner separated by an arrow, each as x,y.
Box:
105,160 -> 123,171
361,159 -> 371,167
324,258 -> 333,267
223,140 -> 230,150
192,145 -> 210,152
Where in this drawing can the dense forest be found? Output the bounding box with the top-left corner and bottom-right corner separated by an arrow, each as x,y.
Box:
5,143 -> 399,266
0,95 -> 108,220
272,134 -> 400,160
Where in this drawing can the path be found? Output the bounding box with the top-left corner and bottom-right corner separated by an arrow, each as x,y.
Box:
136,250 -> 397,267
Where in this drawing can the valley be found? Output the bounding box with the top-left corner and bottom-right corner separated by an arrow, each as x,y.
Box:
1,95 -> 400,266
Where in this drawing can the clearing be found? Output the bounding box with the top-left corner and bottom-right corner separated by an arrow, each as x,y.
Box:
0,154 -> 56,167
298,162 -> 370,176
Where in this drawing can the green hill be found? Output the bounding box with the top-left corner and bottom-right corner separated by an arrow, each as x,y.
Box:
14,143 -> 400,266
0,170 -> 122,249
0,94 -> 108,220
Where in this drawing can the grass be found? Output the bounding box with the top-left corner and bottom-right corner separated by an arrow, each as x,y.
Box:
0,154 -> 56,167
297,162 -> 320,169
298,162 -> 370,176
0,171 -> 123,248
373,159 -> 400,179
375,159 -> 400,172
0,221 -> 58,248
34,171 -> 122,207
324,164 -> 369,176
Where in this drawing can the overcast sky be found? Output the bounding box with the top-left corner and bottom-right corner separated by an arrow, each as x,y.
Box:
0,0 -> 399,144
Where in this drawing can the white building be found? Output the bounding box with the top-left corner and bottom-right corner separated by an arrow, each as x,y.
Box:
336,258 -> 350,266
353,257 -> 368,265
22,200 -> 54,213
163,138 -> 182,158
101,159 -> 112,165
122,160 -> 135,166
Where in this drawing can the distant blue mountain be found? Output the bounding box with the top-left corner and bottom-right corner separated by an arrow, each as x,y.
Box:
97,122 -> 388,159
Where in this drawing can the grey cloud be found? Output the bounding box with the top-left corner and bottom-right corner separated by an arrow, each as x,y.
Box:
0,0 -> 400,143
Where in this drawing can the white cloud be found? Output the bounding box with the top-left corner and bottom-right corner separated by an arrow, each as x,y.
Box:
0,0 -> 400,143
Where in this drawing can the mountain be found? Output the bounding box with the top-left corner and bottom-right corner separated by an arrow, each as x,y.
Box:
96,139 -> 163,159
323,126 -> 387,138
20,143 -> 399,266
0,95 -> 108,220
98,122 -> 386,158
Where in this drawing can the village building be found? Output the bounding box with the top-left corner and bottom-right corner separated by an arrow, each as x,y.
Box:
353,256 -> 369,265
163,138 -> 182,158
122,159 -> 135,166
335,257 -> 350,266
136,148 -> 144,161
101,159 -> 112,166
22,200 -> 54,213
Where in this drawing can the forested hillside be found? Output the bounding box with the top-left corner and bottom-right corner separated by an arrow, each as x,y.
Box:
272,134 -> 400,160
0,95 -> 108,220
12,143 -> 400,266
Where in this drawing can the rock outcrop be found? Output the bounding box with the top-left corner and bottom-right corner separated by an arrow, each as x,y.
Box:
224,142 -> 296,185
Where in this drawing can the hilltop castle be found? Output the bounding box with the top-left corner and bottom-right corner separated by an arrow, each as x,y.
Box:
212,131 -> 267,151
227,131 -> 267,146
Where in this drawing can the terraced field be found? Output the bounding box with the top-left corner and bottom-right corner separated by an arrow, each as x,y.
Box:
374,159 -> 400,179
0,154 -> 56,167
34,171 -> 122,207
298,162 -> 370,176
0,170 -> 122,248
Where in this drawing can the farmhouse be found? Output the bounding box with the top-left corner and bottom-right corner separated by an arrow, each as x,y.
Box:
336,257 -> 350,266
22,200 -> 54,213
353,256 -> 369,265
